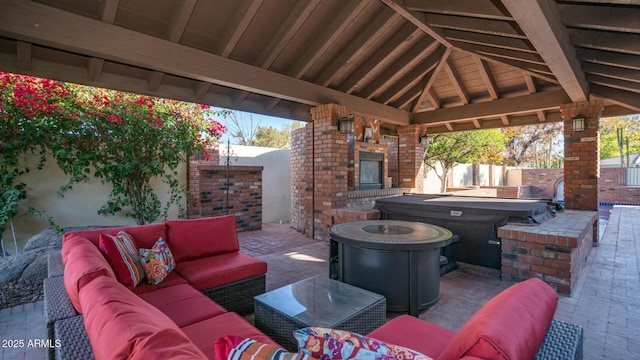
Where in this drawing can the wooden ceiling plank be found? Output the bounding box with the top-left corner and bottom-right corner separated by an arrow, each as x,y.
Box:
316,11 -> 402,87
454,43 -> 556,80
87,57 -> 104,82
379,50 -> 443,104
216,0 -> 263,57
558,4 -> 640,33
569,29 -> 640,56
443,58 -> 470,104
590,85 -> 640,113
427,87 -> 441,109
255,0 -> 321,68
475,57 -> 499,99
16,41 -> 31,70
586,74 -> 640,93
390,83 -> 421,109
426,14 -> 526,39
361,38 -> 437,99
167,0 -> 197,43
413,89 -> 571,125
450,41 -> 545,65
289,0 -> 371,79
577,48 -> 640,71
101,0 -> 120,23
582,62 -> 640,83
502,0 -> 588,102
0,0 -> 409,125
379,0 -> 451,46
339,25 -> 418,94
405,0 -> 513,21
412,47 -> 452,112
443,29 -> 536,53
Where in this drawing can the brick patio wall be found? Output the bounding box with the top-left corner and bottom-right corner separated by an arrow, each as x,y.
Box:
188,161 -> 263,231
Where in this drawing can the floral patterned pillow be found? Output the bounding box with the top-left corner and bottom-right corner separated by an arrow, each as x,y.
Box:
138,237 -> 176,285
294,327 -> 431,360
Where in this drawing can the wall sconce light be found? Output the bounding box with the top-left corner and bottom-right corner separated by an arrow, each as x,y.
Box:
338,114 -> 354,133
572,115 -> 586,132
419,134 -> 432,147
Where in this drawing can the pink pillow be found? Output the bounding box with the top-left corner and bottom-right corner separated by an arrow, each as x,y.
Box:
139,238 -> 176,285
99,231 -> 145,289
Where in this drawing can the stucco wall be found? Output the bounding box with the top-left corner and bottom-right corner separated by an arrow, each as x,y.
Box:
2,153 -> 186,254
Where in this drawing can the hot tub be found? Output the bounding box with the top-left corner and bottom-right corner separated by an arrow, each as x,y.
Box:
375,194 -> 555,269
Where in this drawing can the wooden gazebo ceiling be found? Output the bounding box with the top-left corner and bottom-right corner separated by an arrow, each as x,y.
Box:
0,0 -> 638,133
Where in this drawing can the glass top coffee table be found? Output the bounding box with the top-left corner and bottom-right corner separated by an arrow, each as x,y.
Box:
254,275 -> 386,351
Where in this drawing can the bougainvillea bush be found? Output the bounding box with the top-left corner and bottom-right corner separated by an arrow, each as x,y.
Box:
0,72 -> 226,226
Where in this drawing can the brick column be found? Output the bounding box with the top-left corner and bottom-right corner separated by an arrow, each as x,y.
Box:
309,104 -> 349,241
290,125 -> 314,236
397,125 -> 425,192
560,100 -> 603,244
187,143 -> 219,218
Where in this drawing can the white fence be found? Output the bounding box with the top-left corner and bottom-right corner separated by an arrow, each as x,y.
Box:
627,167 -> 640,186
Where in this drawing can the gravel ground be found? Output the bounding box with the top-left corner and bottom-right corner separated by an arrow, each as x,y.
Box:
0,279 -> 44,310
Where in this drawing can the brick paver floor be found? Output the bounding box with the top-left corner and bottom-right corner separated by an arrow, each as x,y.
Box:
1,206 -> 638,359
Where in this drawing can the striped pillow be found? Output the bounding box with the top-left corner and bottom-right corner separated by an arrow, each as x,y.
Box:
214,335 -> 316,360
99,231 -> 145,289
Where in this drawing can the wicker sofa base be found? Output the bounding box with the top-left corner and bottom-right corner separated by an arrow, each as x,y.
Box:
534,319 -> 583,360
202,274 -> 265,315
54,315 -> 94,360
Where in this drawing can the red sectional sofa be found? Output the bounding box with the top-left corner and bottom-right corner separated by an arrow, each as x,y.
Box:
52,215 -> 277,359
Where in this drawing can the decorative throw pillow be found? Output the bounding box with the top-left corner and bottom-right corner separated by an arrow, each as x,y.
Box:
294,327 -> 431,360
98,231 -> 145,290
139,237 -> 176,285
214,335 -> 317,360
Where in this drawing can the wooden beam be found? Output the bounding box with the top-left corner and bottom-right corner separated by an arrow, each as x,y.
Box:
577,48 -> 640,71
148,71 -> 165,92
582,62 -> 640,83
194,82 -> 212,101
426,87 -> 441,109
502,0 -> 588,102
379,0 -> 451,46
215,0 -> 263,57
413,89 -> 571,125
568,28 -> 640,56
412,48 -> 451,112
255,0 -> 321,68
475,57 -> 499,99
379,48 -> 444,104
289,0 -> 370,78
558,4 -> 640,33
426,14 -> 526,39
524,74 -> 537,93
405,0 -> 513,21
586,74 -> 640,93
167,0 -> 197,43
16,41 -> 31,70
0,0 -> 409,125
443,58 -> 469,104
316,11 -> 402,87
500,115 -> 510,125
450,41 -> 545,65
443,29 -> 536,53
101,0 -> 120,23
536,111 -> 546,122
87,57 -> 104,82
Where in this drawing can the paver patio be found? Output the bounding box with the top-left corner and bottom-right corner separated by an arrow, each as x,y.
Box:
1,206 -> 638,360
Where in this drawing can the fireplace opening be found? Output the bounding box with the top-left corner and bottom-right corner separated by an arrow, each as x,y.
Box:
359,151 -> 384,190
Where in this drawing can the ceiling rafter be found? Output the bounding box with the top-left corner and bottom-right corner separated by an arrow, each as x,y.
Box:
412,47 -> 452,112
500,115 -> 510,125
316,11 -> 402,87
586,74 -> 640,93
0,0 -> 410,125
393,82 -> 422,110
289,0 -> 371,79
405,0 -> 514,21
475,57 -> 499,100
443,57 -> 470,104
443,29 -> 537,54
590,84 -> 640,112
426,87 -> 441,109
194,82 -> 212,101
379,47 -> 445,104
148,71 -> 164,92
451,41 -> 546,66
215,0 -> 262,57
536,111 -> 546,122
339,25 -> 420,94
167,0 -> 197,43
379,0 -> 451,46
569,29 -> 640,56
524,74 -> 537,93
582,63 -> 640,83
576,48 -> 640,71
502,0 -> 588,102
558,3 -> 640,33
87,57 -> 104,82
86,0 -> 120,85
426,14 -> 527,39
101,0 -> 120,23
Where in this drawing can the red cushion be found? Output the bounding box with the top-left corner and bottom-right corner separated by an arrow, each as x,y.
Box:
138,284 -> 227,327
79,276 -> 207,359
438,278 -> 558,360
62,237 -> 115,313
366,315 -> 456,358
132,271 -> 188,295
63,223 -> 166,248
181,312 -> 279,358
165,216 -> 239,262
175,252 -> 267,291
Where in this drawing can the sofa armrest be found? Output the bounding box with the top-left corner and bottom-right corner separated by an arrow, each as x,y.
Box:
54,315 -> 94,360
48,251 -> 65,277
534,319 -> 583,360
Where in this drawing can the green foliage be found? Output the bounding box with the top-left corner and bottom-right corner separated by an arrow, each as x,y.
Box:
501,123 -> 563,167
424,129 -> 505,192
600,115 -> 640,160
0,72 -> 226,226
253,122 -> 302,148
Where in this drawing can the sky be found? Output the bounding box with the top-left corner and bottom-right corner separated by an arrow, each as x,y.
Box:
215,110 -> 300,145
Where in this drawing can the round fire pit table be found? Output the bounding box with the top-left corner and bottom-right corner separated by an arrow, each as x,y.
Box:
329,220 -> 456,316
